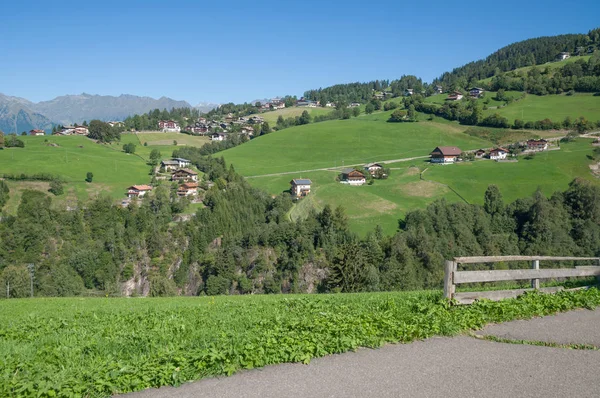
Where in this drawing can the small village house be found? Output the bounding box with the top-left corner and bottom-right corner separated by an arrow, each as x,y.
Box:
469,87 -> 485,98
404,89 -> 414,96
241,126 -> 255,137
107,121 -> 124,128
161,159 -> 180,171
429,146 -> 462,163
526,139 -> 549,151
290,179 -> 312,197
171,168 -> 199,182
364,162 -> 384,176
29,129 -> 45,136
177,182 -> 199,197
211,132 -> 227,141
435,85 -> 443,94
474,149 -> 486,159
340,168 -> 367,185
158,120 -> 181,132
558,52 -> 571,60
349,102 -> 361,108
446,91 -> 464,101
172,158 -> 191,168
126,185 -> 152,199
489,147 -> 508,160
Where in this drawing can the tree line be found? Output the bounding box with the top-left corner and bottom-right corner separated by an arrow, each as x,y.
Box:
1,144 -> 599,297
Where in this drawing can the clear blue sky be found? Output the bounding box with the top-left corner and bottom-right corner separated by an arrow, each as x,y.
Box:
1,0 -> 598,105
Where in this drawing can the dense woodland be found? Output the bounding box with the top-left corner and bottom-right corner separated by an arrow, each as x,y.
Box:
433,28 -> 600,89
1,142 -> 599,298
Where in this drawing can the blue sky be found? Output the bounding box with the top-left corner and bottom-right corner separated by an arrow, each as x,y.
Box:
1,0 -> 598,105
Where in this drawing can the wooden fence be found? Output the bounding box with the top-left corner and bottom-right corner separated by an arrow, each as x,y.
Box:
444,256 -> 600,304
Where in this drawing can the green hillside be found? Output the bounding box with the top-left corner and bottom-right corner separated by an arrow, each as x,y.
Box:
222,111 -> 491,176
482,93 -> 600,122
248,106 -> 333,125
248,139 -> 598,235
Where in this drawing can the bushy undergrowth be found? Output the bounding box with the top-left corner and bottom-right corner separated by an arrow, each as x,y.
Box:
1,288 -> 599,397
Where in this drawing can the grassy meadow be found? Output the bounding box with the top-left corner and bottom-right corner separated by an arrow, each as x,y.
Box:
482,93 -> 600,123
222,112 -> 491,176
423,138 -> 599,205
2,289 -> 599,397
248,106 -> 333,125
249,139 -> 598,235
0,133 -> 209,214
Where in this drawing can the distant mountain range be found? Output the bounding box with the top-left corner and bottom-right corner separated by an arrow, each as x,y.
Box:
0,93 -> 219,134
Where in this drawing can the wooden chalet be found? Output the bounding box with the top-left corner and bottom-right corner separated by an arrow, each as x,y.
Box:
177,182 -> 199,197
430,146 -> 462,163
126,185 -> 152,198
340,168 -> 366,185
364,162 -> 384,175
526,139 -> 548,151
171,168 -> 199,182
29,129 -> 45,136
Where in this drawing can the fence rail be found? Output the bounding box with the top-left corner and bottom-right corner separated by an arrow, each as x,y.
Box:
444,256 -> 600,304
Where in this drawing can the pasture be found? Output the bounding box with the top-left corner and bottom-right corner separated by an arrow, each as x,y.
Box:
0,136 -> 150,206
2,289 -> 599,397
482,93 -> 600,123
222,113 -> 491,176
249,139 -> 597,235
247,106 -> 332,125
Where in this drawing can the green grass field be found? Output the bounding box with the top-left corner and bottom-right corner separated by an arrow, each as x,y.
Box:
2,289 -> 599,397
482,93 -> 600,123
0,134 -> 209,213
424,139 -> 598,205
222,113 -> 491,176
478,56 -> 592,85
248,106 -> 333,125
0,136 -> 151,206
248,139 -> 598,235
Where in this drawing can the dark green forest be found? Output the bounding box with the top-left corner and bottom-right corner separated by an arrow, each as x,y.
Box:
1,145 -> 599,298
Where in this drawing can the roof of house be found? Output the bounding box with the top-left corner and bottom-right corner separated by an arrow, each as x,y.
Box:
128,185 -> 153,191
430,146 -> 462,156
475,149 -> 486,153
527,139 -> 548,144
162,160 -> 179,165
341,168 -> 366,177
364,162 -> 383,168
490,147 -> 508,153
30,129 -> 45,133
180,182 -> 199,189
172,158 -> 190,162
173,168 -> 198,175
291,178 -> 312,185
469,87 -> 484,91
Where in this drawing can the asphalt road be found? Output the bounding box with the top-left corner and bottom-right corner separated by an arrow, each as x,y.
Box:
480,308 -> 600,346
125,309 -> 600,398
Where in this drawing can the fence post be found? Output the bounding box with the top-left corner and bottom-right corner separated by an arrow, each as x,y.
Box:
444,260 -> 455,300
531,259 -> 540,289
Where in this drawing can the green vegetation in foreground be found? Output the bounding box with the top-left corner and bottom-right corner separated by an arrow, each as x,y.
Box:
1,289 -> 599,397
223,113 -> 491,176
423,139 -> 598,205
482,93 -> 600,122
248,140 -> 597,235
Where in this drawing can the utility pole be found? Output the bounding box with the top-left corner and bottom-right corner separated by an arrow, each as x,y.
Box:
27,263 -> 34,298
6,280 -> 9,299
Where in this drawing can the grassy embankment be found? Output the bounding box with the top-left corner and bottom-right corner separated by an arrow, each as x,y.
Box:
2,289 -> 599,397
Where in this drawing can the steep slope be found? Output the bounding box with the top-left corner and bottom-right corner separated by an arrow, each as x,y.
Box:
0,93 -> 53,133
31,93 -> 193,125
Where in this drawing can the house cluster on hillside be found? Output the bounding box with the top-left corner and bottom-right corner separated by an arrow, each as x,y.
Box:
288,163 -> 387,196
53,125 -> 90,136
258,98 -> 286,111
296,98 -> 319,107
125,158 -> 201,204
175,113 -> 263,141
431,139 -> 550,164
446,87 -> 484,101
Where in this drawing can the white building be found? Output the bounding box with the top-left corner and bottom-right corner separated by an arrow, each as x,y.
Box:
290,179 -> 312,197
489,148 -> 508,160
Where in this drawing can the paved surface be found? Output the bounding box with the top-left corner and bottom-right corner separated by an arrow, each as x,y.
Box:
125,334 -> 600,398
480,308 -> 600,346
